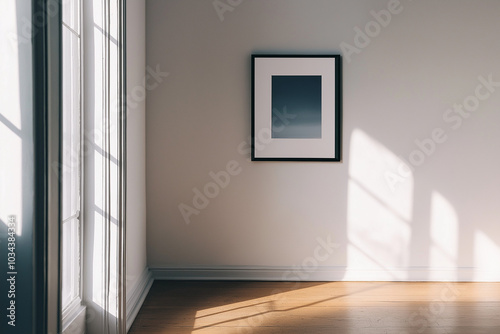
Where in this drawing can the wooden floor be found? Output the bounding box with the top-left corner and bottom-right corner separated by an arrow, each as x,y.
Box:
129,281 -> 500,334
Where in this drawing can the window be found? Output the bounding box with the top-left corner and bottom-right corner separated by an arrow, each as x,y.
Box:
59,0 -> 126,331
61,0 -> 82,313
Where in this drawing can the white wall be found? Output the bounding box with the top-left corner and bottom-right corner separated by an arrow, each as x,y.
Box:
126,0 -> 151,330
146,0 -> 500,281
0,1 -> 34,332
126,0 -> 148,287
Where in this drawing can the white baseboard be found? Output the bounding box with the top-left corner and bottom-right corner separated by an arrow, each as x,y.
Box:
126,267 -> 154,332
150,266 -> 500,282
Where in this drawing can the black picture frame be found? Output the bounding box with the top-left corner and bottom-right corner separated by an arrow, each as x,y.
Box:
251,54 -> 342,161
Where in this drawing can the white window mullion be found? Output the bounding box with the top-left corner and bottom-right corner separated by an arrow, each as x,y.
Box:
61,0 -> 85,333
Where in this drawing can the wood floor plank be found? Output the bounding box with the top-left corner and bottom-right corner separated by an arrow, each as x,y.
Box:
129,281 -> 500,334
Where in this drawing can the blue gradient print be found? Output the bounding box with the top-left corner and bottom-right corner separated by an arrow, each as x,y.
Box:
272,75 -> 322,138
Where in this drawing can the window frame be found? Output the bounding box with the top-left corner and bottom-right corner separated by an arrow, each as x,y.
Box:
60,0 -> 85,331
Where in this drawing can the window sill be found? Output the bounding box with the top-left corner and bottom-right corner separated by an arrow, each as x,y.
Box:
62,299 -> 86,334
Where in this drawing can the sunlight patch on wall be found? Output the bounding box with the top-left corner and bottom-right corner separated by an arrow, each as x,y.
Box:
474,230 -> 500,281
0,1 -> 23,235
347,129 -> 413,279
429,191 -> 458,280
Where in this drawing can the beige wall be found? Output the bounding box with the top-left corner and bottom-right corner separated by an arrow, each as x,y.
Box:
127,0 -> 148,287
126,1 -> 152,323
146,0 -> 500,281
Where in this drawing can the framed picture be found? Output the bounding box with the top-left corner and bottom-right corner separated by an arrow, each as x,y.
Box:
251,54 -> 342,161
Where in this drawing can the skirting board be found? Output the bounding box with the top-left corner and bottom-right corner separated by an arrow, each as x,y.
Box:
126,267 -> 154,332
151,266 -> 500,282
